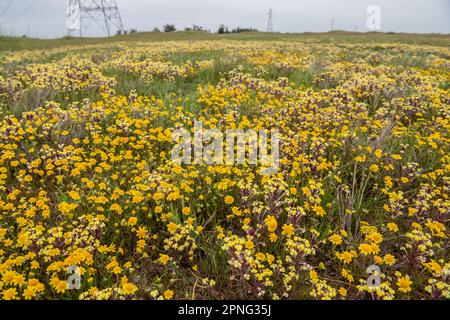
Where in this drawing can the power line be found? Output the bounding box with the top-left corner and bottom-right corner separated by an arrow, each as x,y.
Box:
0,0 -> 13,18
3,0 -> 37,23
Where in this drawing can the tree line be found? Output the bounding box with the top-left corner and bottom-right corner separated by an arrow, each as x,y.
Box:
117,24 -> 258,35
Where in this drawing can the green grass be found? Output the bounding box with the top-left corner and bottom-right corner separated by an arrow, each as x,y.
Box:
1,31 -> 449,53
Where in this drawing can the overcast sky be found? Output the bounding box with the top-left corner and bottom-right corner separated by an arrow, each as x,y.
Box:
0,0 -> 449,38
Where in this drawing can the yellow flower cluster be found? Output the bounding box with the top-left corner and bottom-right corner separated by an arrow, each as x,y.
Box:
0,38 -> 449,300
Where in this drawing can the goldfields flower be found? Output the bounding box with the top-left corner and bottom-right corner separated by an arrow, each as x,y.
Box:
3,288 -> 17,300
159,254 -> 170,265
123,282 -> 138,295
224,196 -> 234,205
167,222 -> 178,234
328,234 -> 343,246
265,216 -> 278,232
282,224 -> 295,237
397,275 -> 412,293
163,289 -> 174,300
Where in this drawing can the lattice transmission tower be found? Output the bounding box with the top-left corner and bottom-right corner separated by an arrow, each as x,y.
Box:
67,0 -> 124,37
266,9 -> 273,33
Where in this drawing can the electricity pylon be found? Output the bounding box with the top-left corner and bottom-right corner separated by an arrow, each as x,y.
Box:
67,0 -> 124,37
266,9 -> 273,33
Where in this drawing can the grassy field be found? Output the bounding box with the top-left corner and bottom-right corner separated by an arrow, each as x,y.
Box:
1,30 -> 449,52
0,31 -> 449,300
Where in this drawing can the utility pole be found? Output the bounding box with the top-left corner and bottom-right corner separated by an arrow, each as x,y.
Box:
266,9 -> 273,33
67,0 -> 124,37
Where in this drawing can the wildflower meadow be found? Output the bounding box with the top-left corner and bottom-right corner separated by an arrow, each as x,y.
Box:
0,32 -> 449,300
